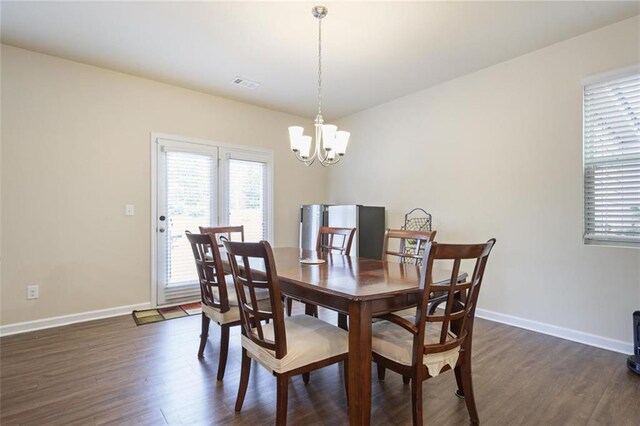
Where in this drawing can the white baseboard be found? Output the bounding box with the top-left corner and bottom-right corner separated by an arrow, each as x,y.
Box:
0,302 -> 152,337
476,308 -> 633,355
1,303 -> 633,355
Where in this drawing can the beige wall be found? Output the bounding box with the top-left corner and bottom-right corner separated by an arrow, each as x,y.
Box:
1,45 -> 327,325
329,17 -> 640,345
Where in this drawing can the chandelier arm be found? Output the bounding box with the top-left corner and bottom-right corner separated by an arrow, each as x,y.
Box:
294,145 -> 317,165
319,154 -> 341,167
295,153 -> 315,167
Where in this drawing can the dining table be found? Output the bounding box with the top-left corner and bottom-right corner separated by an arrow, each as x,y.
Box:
227,246 -> 467,426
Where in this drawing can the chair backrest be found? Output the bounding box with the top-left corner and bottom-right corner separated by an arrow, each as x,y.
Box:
316,226 -> 356,255
222,240 -> 288,359
381,229 -> 437,264
413,239 -> 496,362
185,231 -> 230,312
199,225 -> 245,246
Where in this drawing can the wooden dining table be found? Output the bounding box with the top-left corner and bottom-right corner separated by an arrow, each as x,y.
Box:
230,246 -> 466,426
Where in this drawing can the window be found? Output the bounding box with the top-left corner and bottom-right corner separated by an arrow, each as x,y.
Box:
583,67 -> 640,247
221,148 -> 273,243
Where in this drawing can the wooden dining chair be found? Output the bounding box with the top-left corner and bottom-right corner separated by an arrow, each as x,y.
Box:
379,229 -> 438,320
372,229 -> 440,382
316,226 -> 356,255
199,225 -> 244,244
372,239 -> 496,426
339,229 -> 438,332
382,229 -> 437,264
185,230 -> 268,381
222,239 -> 349,426
286,226 -> 356,317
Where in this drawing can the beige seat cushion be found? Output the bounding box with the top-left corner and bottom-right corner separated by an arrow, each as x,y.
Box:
203,275 -> 271,324
242,314 -> 349,374
371,317 -> 460,377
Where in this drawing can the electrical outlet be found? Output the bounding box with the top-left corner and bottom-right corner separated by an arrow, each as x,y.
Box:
125,204 -> 135,216
27,285 -> 39,300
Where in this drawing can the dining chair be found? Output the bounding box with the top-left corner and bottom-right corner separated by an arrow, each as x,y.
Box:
316,226 -> 356,254
204,225 -> 288,323
382,229 -> 437,264
286,226 -> 356,317
223,239 -> 349,426
372,239 -> 496,426
336,229 -> 439,334
199,225 -> 244,244
379,229 -> 438,319
185,230 -> 268,381
373,229 -> 440,384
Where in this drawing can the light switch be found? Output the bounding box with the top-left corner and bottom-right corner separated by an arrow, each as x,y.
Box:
125,204 -> 135,216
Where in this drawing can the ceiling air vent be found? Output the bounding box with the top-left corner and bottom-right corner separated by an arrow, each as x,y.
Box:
232,76 -> 260,90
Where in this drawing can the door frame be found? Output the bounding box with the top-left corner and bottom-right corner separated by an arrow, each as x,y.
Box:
150,132 -> 274,308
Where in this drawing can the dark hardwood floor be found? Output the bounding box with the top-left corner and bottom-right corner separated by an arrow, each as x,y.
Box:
1,304 -> 638,425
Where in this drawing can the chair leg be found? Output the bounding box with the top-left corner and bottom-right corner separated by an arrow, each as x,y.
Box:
235,348 -> 251,413
377,364 -> 386,381
286,297 -> 293,317
216,325 -> 230,381
304,303 -> 318,317
337,313 -> 348,330
459,363 -> 479,424
276,374 -> 289,426
343,359 -> 349,405
302,372 -> 310,384
403,375 -> 410,384
454,365 -> 464,398
198,313 -> 210,358
410,374 -> 423,426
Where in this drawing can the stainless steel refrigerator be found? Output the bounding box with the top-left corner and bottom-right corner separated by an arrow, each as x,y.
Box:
299,204 -> 386,259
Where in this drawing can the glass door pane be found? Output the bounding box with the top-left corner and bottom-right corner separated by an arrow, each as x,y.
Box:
228,158 -> 267,241
157,143 -> 218,305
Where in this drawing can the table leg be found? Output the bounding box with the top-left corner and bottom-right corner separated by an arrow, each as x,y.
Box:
348,301 -> 372,425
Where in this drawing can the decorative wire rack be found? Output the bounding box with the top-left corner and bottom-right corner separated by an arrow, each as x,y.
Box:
400,208 -> 432,264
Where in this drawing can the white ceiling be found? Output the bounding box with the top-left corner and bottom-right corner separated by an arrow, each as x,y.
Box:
2,1 -> 638,121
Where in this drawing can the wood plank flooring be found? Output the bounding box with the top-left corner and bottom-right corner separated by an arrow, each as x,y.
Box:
1,305 -> 639,425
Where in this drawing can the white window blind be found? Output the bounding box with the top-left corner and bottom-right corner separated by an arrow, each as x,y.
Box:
583,70 -> 640,246
228,158 -> 268,242
165,151 -> 214,301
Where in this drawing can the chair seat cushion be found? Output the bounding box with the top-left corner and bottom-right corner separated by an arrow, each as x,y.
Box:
242,314 -> 349,374
202,301 -> 240,324
371,317 -> 460,377
203,275 -> 271,324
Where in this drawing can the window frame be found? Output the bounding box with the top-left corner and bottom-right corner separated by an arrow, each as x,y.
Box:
582,64 -> 640,248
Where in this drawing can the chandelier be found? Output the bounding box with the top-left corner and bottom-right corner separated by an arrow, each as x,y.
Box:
288,6 -> 350,166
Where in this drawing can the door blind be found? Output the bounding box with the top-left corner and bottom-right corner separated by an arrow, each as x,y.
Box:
583,71 -> 640,245
164,151 -> 214,302
228,158 -> 267,242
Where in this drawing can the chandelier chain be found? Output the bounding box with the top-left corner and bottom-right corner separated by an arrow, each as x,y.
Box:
317,17 -> 322,116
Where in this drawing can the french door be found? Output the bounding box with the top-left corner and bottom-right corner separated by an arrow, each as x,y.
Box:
152,135 -> 273,307
156,138 -> 218,306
